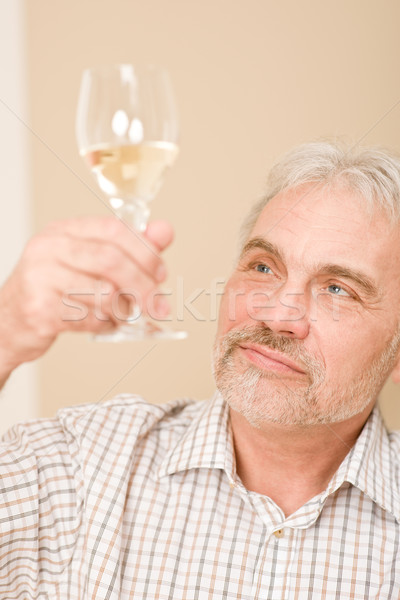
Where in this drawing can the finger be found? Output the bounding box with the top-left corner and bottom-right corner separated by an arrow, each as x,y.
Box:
43,217 -> 169,282
61,289 -> 170,331
59,312 -> 118,334
145,220 -> 174,251
59,240 -> 163,298
26,228 -> 164,292
25,238 -> 169,324
59,291 -> 131,328
13,263 -> 119,331
50,262 -> 169,323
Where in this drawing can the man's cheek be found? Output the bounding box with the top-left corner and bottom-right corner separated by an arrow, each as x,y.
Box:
223,287 -> 252,324
245,290 -> 275,321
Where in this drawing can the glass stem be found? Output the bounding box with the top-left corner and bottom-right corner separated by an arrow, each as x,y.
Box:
116,199 -> 150,232
113,199 -> 151,326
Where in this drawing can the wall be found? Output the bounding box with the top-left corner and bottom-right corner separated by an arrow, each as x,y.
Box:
0,0 -> 37,434
24,0 -> 400,428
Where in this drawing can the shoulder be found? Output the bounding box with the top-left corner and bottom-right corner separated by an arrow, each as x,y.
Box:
57,394 -> 202,440
0,396 -> 206,511
1,396 -> 203,473
54,395 -> 206,473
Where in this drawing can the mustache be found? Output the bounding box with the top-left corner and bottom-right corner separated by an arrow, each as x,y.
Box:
217,325 -> 323,375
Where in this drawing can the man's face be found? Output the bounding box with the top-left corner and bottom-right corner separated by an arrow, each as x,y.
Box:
214,184 -> 400,428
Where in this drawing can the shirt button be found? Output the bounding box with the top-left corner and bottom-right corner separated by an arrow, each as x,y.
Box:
274,529 -> 284,538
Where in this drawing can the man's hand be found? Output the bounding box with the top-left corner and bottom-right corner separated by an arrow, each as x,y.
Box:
0,216 -> 173,386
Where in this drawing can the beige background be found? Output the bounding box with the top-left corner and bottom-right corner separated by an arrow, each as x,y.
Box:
21,0 -> 400,427
0,1 -> 37,433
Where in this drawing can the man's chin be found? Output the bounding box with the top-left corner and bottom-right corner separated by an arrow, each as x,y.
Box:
216,370 -> 312,428
213,339 -> 322,427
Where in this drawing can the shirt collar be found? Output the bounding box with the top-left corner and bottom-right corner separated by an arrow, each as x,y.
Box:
158,395 -> 400,523
322,405 -> 400,523
157,392 -> 235,483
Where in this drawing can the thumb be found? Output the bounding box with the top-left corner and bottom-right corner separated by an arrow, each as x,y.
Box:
145,220 -> 174,252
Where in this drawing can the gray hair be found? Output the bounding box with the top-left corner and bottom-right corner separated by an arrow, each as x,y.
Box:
240,140 -> 400,245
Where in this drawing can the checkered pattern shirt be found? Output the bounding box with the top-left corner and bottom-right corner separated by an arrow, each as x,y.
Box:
1,393 -> 399,599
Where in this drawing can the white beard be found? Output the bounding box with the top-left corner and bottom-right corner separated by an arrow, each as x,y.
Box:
213,325 -> 400,428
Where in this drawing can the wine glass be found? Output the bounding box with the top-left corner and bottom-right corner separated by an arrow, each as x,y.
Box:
76,64 -> 186,341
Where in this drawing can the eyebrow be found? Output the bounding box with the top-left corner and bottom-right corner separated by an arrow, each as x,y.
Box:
240,236 -> 380,298
317,264 -> 379,298
240,237 -> 284,262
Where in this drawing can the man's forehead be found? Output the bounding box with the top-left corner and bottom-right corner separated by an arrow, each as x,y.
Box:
260,184 -> 368,224
251,184 -> 395,240
245,185 -> 400,284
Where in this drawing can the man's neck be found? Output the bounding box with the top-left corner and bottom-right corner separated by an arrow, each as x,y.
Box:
229,405 -> 374,517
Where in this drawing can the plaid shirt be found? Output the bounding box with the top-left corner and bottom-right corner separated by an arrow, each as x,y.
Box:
1,393 -> 399,599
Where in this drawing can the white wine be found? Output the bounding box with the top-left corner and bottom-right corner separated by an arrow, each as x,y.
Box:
81,141 -> 179,202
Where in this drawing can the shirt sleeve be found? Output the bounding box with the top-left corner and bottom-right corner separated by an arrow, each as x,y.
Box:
0,415 -> 84,598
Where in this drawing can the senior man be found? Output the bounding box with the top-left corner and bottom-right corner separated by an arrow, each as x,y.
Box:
0,141 -> 399,598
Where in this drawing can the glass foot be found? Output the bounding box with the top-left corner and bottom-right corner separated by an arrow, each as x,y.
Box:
93,319 -> 187,342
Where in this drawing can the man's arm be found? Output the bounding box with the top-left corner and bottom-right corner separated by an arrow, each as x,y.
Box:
0,216 -> 173,388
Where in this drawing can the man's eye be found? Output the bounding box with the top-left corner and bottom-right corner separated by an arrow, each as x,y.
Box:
327,284 -> 350,297
255,264 -> 272,274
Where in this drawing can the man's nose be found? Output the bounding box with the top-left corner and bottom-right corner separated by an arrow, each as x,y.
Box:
248,289 -> 310,339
